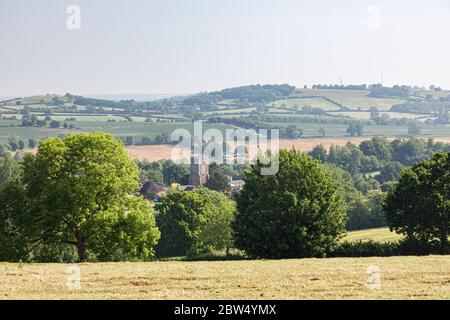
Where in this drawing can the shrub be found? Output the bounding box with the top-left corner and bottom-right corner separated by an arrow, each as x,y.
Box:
331,241 -> 401,257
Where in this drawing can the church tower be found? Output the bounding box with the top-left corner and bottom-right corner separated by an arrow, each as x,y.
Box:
189,157 -> 209,187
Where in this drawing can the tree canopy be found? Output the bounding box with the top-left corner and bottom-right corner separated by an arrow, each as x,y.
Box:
13,133 -> 160,261
233,149 -> 346,258
155,188 -> 236,257
384,152 -> 450,253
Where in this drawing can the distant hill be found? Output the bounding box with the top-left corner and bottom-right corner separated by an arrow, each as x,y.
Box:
83,93 -> 179,102
1,83 -> 450,145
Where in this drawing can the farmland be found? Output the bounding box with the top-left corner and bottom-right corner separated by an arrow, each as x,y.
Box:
2,85 -> 450,146
292,88 -> 408,110
1,256 -> 449,299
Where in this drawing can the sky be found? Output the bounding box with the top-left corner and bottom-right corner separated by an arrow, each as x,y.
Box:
1,0 -> 450,97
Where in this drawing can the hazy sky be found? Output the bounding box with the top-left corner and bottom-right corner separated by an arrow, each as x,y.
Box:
1,0 -> 450,96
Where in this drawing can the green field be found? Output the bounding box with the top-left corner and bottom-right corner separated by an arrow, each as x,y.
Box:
1,256 -> 449,299
343,228 -> 402,243
0,121 -> 239,144
270,97 -> 340,111
2,94 -> 70,106
3,120 -> 450,144
266,122 -> 450,138
293,89 -> 408,110
1,89 -> 450,145
330,111 -> 429,120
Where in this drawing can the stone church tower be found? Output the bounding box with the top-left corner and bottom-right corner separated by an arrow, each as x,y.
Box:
189,157 -> 209,187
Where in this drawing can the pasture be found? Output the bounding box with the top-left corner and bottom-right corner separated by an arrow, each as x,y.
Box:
293,89 -> 407,110
0,122 -> 237,144
330,111 -> 428,120
343,228 -> 402,243
0,256 -> 449,299
269,97 -> 340,111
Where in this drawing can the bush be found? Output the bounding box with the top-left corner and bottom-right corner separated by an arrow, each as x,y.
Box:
331,241 -> 401,257
397,237 -> 443,256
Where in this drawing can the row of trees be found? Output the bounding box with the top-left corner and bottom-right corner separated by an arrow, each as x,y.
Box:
309,137 -> 450,230
5,136 -> 38,151
0,133 -> 240,262
1,133 -> 449,262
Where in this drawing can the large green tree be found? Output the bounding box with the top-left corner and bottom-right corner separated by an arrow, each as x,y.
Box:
156,189 -> 236,257
0,183 -> 30,261
205,171 -> 231,192
384,152 -> 450,253
359,137 -> 393,162
233,150 -> 346,259
20,133 -> 160,261
0,153 -> 21,186
377,161 -> 405,184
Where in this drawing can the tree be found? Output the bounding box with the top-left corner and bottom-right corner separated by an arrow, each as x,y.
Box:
327,143 -> 362,176
124,136 -> 134,146
19,133 -> 160,261
162,160 -> 189,185
0,154 -> 21,186
0,144 -> 8,157
285,125 -> 303,139
346,123 -> 364,137
205,171 -> 230,192
0,183 -> 30,261
408,123 -> 422,136
139,161 -> 164,184
318,128 -> 326,137
360,155 -> 381,173
7,135 -> 18,151
49,120 -> 61,128
359,137 -> 392,162
377,161 -> 405,183
155,189 -> 236,257
391,138 -> 429,166
28,138 -> 37,149
233,150 -> 346,259
384,152 -> 450,254
309,144 -> 327,162
346,193 -> 387,230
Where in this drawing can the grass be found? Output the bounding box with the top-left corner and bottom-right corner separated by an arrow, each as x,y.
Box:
0,122 -> 237,144
2,94 -> 69,105
0,256 -> 449,299
294,89 -> 407,110
270,98 -> 340,111
267,122 -> 450,138
343,228 -> 402,243
330,111 -> 429,120
2,119 -> 450,144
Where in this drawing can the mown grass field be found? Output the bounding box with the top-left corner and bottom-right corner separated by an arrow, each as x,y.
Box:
270,97 -> 340,110
292,89 -> 408,110
343,228 -> 402,243
1,256 -> 449,299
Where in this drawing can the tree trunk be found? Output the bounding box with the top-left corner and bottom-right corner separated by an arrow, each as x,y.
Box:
75,230 -> 87,262
440,231 -> 449,254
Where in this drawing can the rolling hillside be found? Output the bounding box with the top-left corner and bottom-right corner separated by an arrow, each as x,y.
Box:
1,84 -> 450,145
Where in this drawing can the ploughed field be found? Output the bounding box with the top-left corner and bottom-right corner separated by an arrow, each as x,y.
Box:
1,256 -> 449,299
